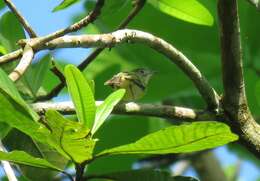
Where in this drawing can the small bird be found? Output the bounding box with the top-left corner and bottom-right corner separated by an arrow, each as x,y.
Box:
104,68 -> 156,101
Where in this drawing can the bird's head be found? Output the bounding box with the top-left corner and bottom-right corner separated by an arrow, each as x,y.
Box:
132,68 -> 156,85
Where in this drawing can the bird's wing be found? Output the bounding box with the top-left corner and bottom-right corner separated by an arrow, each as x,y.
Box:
124,75 -> 145,91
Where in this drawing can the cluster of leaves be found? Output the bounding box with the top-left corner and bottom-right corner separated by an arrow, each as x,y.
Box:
0,0 -> 259,180
0,64 -> 237,180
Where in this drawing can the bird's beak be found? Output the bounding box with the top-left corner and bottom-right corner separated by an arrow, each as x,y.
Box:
104,80 -> 111,86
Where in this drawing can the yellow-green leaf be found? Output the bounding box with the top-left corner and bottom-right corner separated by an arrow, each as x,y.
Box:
148,0 -> 214,26
92,89 -> 125,134
97,122 -> 238,156
0,151 -> 62,171
45,110 -> 96,163
64,65 -> 96,129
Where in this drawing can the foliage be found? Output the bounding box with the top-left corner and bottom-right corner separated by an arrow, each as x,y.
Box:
0,64 -> 237,180
0,0 -> 259,180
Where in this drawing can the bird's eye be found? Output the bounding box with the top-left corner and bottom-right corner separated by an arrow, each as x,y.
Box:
139,69 -> 145,74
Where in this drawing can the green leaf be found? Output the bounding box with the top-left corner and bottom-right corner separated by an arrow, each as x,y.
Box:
64,64 -> 96,129
97,122 -> 238,156
0,150 -> 62,171
0,0 -> 5,10
0,123 -> 11,139
148,0 -> 214,26
22,54 -> 51,97
53,0 -> 80,12
0,68 -> 39,120
92,89 -> 125,134
3,130 -> 68,181
0,90 -> 50,145
45,110 -> 96,163
97,169 -> 199,181
0,44 -> 7,55
0,12 -> 25,51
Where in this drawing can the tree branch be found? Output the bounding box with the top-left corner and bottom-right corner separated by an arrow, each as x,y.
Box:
246,0 -> 260,10
218,0 -> 260,156
28,29 -> 219,109
0,49 -> 23,64
35,0 -> 147,102
3,0 -> 37,38
0,141 -> 18,181
0,0 -> 104,64
191,151 -> 228,181
8,44 -> 34,81
31,101 -> 218,121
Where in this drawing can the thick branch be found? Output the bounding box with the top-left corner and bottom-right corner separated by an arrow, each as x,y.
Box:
31,29 -> 219,109
8,44 -> 34,81
218,0 -> 260,155
31,101 -> 218,121
4,0 -> 37,38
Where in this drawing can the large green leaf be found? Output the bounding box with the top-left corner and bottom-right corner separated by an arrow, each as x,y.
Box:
0,12 -> 25,51
148,0 -> 214,26
45,110 -> 96,163
0,150 -> 62,171
64,64 -> 96,129
97,122 -> 238,156
92,89 -> 125,134
22,54 -> 51,98
53,0 -> 80,12
0,68 -> 39,120
97,169 -> 199,181
3,130 -> 68,181
0,0 -> 5,10
0,91 -> 50,144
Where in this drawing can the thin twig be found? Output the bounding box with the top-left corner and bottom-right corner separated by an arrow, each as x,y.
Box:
0,141 -> 18,181
31,101 -> 219,121
8,44 -> 34,81
218,0 -> 260,156
3,0 -> 37,38
0,0 -> 104,64
50,60 -> 65,83
20,0 -> 105,49
0,49 -> 23,64
35,0 -> 147,102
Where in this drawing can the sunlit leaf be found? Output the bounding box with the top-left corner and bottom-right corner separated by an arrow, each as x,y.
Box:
97,122 -> 238,156
64,64 -> 96,129
45,110 -> 96,163
0,68 -> 39,120
53,0 -> 80,12
0,44 -> 7,55
92,89 -> 125,134
0,151 -> 62,171
148,0 -> 214,26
